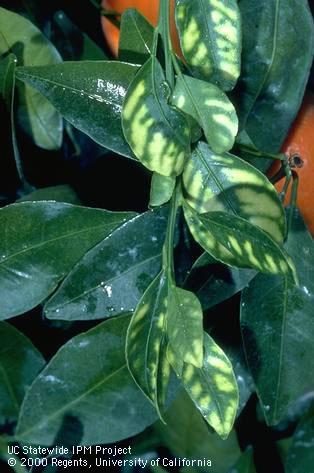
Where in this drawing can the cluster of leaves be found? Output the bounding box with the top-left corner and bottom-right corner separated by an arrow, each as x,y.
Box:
0,0 -> 314,472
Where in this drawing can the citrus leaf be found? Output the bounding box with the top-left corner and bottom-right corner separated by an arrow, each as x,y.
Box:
167,287 -> 203,368
154,390 -> 241,469
286,406 -> 314,473
175,0 -> 241,90
52,11 -> 107,61
16,61 -> 139,158
238,0 -> 314,152
126,271 -> 170,417
229,448 -> 256,473
119,8 -> 154,64
186,252 -> 256,310
122,57 -> 190,176
15,314 -> 157,445
44,208 -> 167,321
17,185 -> 81,204
241,210 -> 314,425
183,142 -> 286,243
172,75 -> 238,153
183,206 -> 297,281
149,173 -> 176,207
0,202 -> 135,319
0,53 -> 15,110
171,332 -> 239,439
0,322 -> 45,425
0,6 -> 63,150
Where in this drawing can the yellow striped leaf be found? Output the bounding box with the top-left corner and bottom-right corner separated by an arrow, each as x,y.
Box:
122,57 -> 190,176
126,271 -> 170,418
167,287 -> 204,368
183,205 -> 297,283
171,332 -> 239,439
172,75 -> 238,153
183,142 -> 286,243
175,0 -> 241,91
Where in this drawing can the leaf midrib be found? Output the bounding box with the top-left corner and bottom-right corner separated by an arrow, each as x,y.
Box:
47,253 -> 161,313
243,0 -> 281,127
16,364 -> 126,438
0,222 -> 119,266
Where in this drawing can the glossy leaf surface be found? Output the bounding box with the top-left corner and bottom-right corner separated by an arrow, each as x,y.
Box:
0,202 -> 135,319
119,9 -> 154,64
238,0 -> 314,152
241,210 -> 314,424
126,272 -> 170,416
183,142 -> 286,243
0,6 -> 63,150
286,406 -> 314,473
16,61 -> 139,158
16,315 -> 157,445
241,213 -> 314,425
149,173 -> 175,207
172,75 -> 238,153
155,390 -> 241,471
175,0 -> 241,90
175,332 -> 239,439
44,208 -> 166,320
186,252 -> 256,310
167,287 -> 203,368
122,57 -> 190,176
184,206 -> 296,281
0,322 -> 45,425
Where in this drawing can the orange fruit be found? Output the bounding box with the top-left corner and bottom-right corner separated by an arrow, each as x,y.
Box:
101,0 -> 181,58
269,93 -> 314,236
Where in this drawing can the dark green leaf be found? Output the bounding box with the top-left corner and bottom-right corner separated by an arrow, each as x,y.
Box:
18,185 -> 81,204
53,11 -> 107,61
167,287 -> 204,368
16,61 -> 139,158
0,322 -> 45,425
0,53 -> 15,110
175,0 -> 241,90
172,75 -> 238,153
186,252 -> 256,310
149,173 -> 176,207
171,332 -> 239,439
16,314 -> 157,445
183,142 -> 286,243
119,9 -> 154,64
126,271 -> 170,417
286,406 -> 314,473
238,0 -> 314,152
228,448 -> 256,473
0,6 -> 63,150
184,206 -> 296,281
241,210 -> 314,424
155,390 -> 241,471
122,57 -> 190,176
44,208 -> 167,320
0,202 -> 135,319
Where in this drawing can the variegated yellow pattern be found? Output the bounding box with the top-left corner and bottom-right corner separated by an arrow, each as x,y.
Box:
122,57 -> 190,177
149,173 -> 176,207
183,205 -> 297,282
126,271 -> 170,418
175,0 -> 241,91
167,286 -> 204,368
169,332 -> 239,439
183,142 -> 286,244
172,75 -> 238,154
